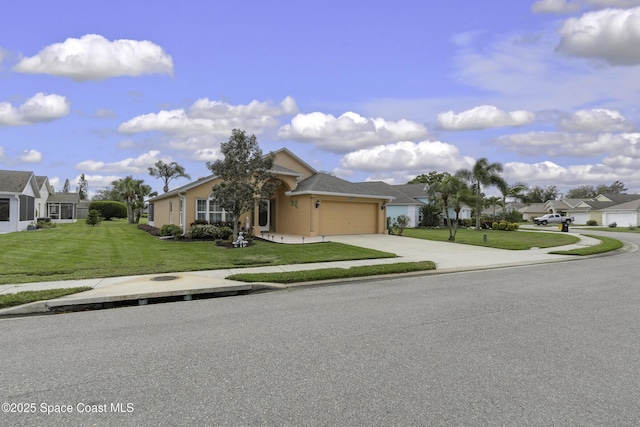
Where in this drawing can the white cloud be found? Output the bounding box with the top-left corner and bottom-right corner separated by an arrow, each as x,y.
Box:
73,174 -> 124,191
188,96 -> 297,119
557,7 -> 640,66
532,0 -> 581,14
504,158 -> 640,191
19,149 -> 42,163
76,150 -> 166,173
13,34 -> 173,81
0,93 -> 70,126
494,131 -> 630,157
277,112 -> 429,153
0,146 -> 5,162
118,97 -> 296,140
437,105 -> 535,130
559,108 -> 635,132
339,140 -> 474,174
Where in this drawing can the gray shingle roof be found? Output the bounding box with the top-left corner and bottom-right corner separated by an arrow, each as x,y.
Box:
47,192 -> 81,203
600,193 -> 640,204
601,199 -> 640,211
0,170 -> 36,194
290,173 -> 393,199
358,182 -> 424,205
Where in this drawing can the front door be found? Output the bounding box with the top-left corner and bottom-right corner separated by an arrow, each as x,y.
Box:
259,199 -> 270,232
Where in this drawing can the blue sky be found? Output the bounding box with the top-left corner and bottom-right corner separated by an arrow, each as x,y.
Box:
2,0 -> 640,197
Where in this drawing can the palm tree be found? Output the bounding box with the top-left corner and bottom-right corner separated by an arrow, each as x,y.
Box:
112,176 -> 156,224
496,181 -> 528,220
427,174 -> 469,241
456,158 -> 504,230
148,160 -> 191,193
484,196 -> 502,218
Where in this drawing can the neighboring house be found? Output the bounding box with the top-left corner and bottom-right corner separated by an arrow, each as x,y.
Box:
522,194 -> 640,225
46,192 -> 82,223
147,148 -> 395,237
0,170 -> 40,233
601,199 -> 640,227
1,170 -> 90,232
358,182 -> 427,228
358,182 -> 472,227
35,176 -> 54,219
518,203 -> 547,221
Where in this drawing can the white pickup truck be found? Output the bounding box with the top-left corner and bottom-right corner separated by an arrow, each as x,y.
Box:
533,213 -> 574,225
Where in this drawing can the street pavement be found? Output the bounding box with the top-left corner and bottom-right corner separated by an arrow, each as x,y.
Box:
0,230 -> 613,316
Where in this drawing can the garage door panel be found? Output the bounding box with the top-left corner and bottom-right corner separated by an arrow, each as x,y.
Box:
320,201 -> 377,234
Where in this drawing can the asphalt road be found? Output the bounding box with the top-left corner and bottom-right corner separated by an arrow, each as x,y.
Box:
1,231 -> 639,426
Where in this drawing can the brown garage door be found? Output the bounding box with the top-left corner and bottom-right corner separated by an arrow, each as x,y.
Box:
319,201 -> 378,235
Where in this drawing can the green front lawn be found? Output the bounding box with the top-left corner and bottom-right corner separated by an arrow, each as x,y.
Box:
0,220 -> 394,285
402,227 -> 580,250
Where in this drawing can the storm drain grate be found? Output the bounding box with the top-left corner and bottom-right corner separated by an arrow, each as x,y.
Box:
150,275 -> 180,282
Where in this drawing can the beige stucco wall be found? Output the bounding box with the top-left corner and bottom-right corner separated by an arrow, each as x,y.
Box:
271,151 -> 315,181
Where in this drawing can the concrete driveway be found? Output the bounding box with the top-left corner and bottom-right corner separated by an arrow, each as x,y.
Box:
328,232 -> 601,271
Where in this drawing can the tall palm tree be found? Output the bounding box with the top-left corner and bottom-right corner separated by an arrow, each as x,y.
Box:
148,160 -> 191,193
427,174 -> 469,241
496,180 -> 528,220
456,158 -> 504,230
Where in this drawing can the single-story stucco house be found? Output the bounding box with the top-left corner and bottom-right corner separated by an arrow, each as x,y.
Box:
1,170 -> 89,233
147,148 -> 396,237
0,170 -> 39,233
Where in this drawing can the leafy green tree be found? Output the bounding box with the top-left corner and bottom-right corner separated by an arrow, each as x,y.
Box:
148,160 -> 191,193
521,185 -> 561,203
456,158 -> 504,230
566,185 -> 596,199
408,171 -> 451,185
77,174 -> 89,200
596,180 -> 627,195
426,174 -> 469,241
207,129 -> 280,241
92,185 -> 124,202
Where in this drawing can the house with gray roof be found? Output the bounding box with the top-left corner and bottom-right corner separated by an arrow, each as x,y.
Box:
148,148 -> 397,236
0,170 -> 40,233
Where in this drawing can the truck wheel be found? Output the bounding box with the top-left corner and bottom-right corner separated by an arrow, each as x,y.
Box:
541,221 -> 547,225
566,220 -> 571,224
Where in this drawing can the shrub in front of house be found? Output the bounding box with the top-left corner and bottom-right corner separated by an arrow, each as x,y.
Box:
608,222 -> 617,228
188,224 -> 217,239
86,209 -> 101,226
89,201 -> 127,220
160,224 -> 183,237
586,220 -> 598,226
215,226 -> 233,240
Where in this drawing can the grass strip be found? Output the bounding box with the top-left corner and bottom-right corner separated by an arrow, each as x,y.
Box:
0,287 -> 92,309
549,234 -> 624,255
402,228 -> 579,250
226,261 -> 436,284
